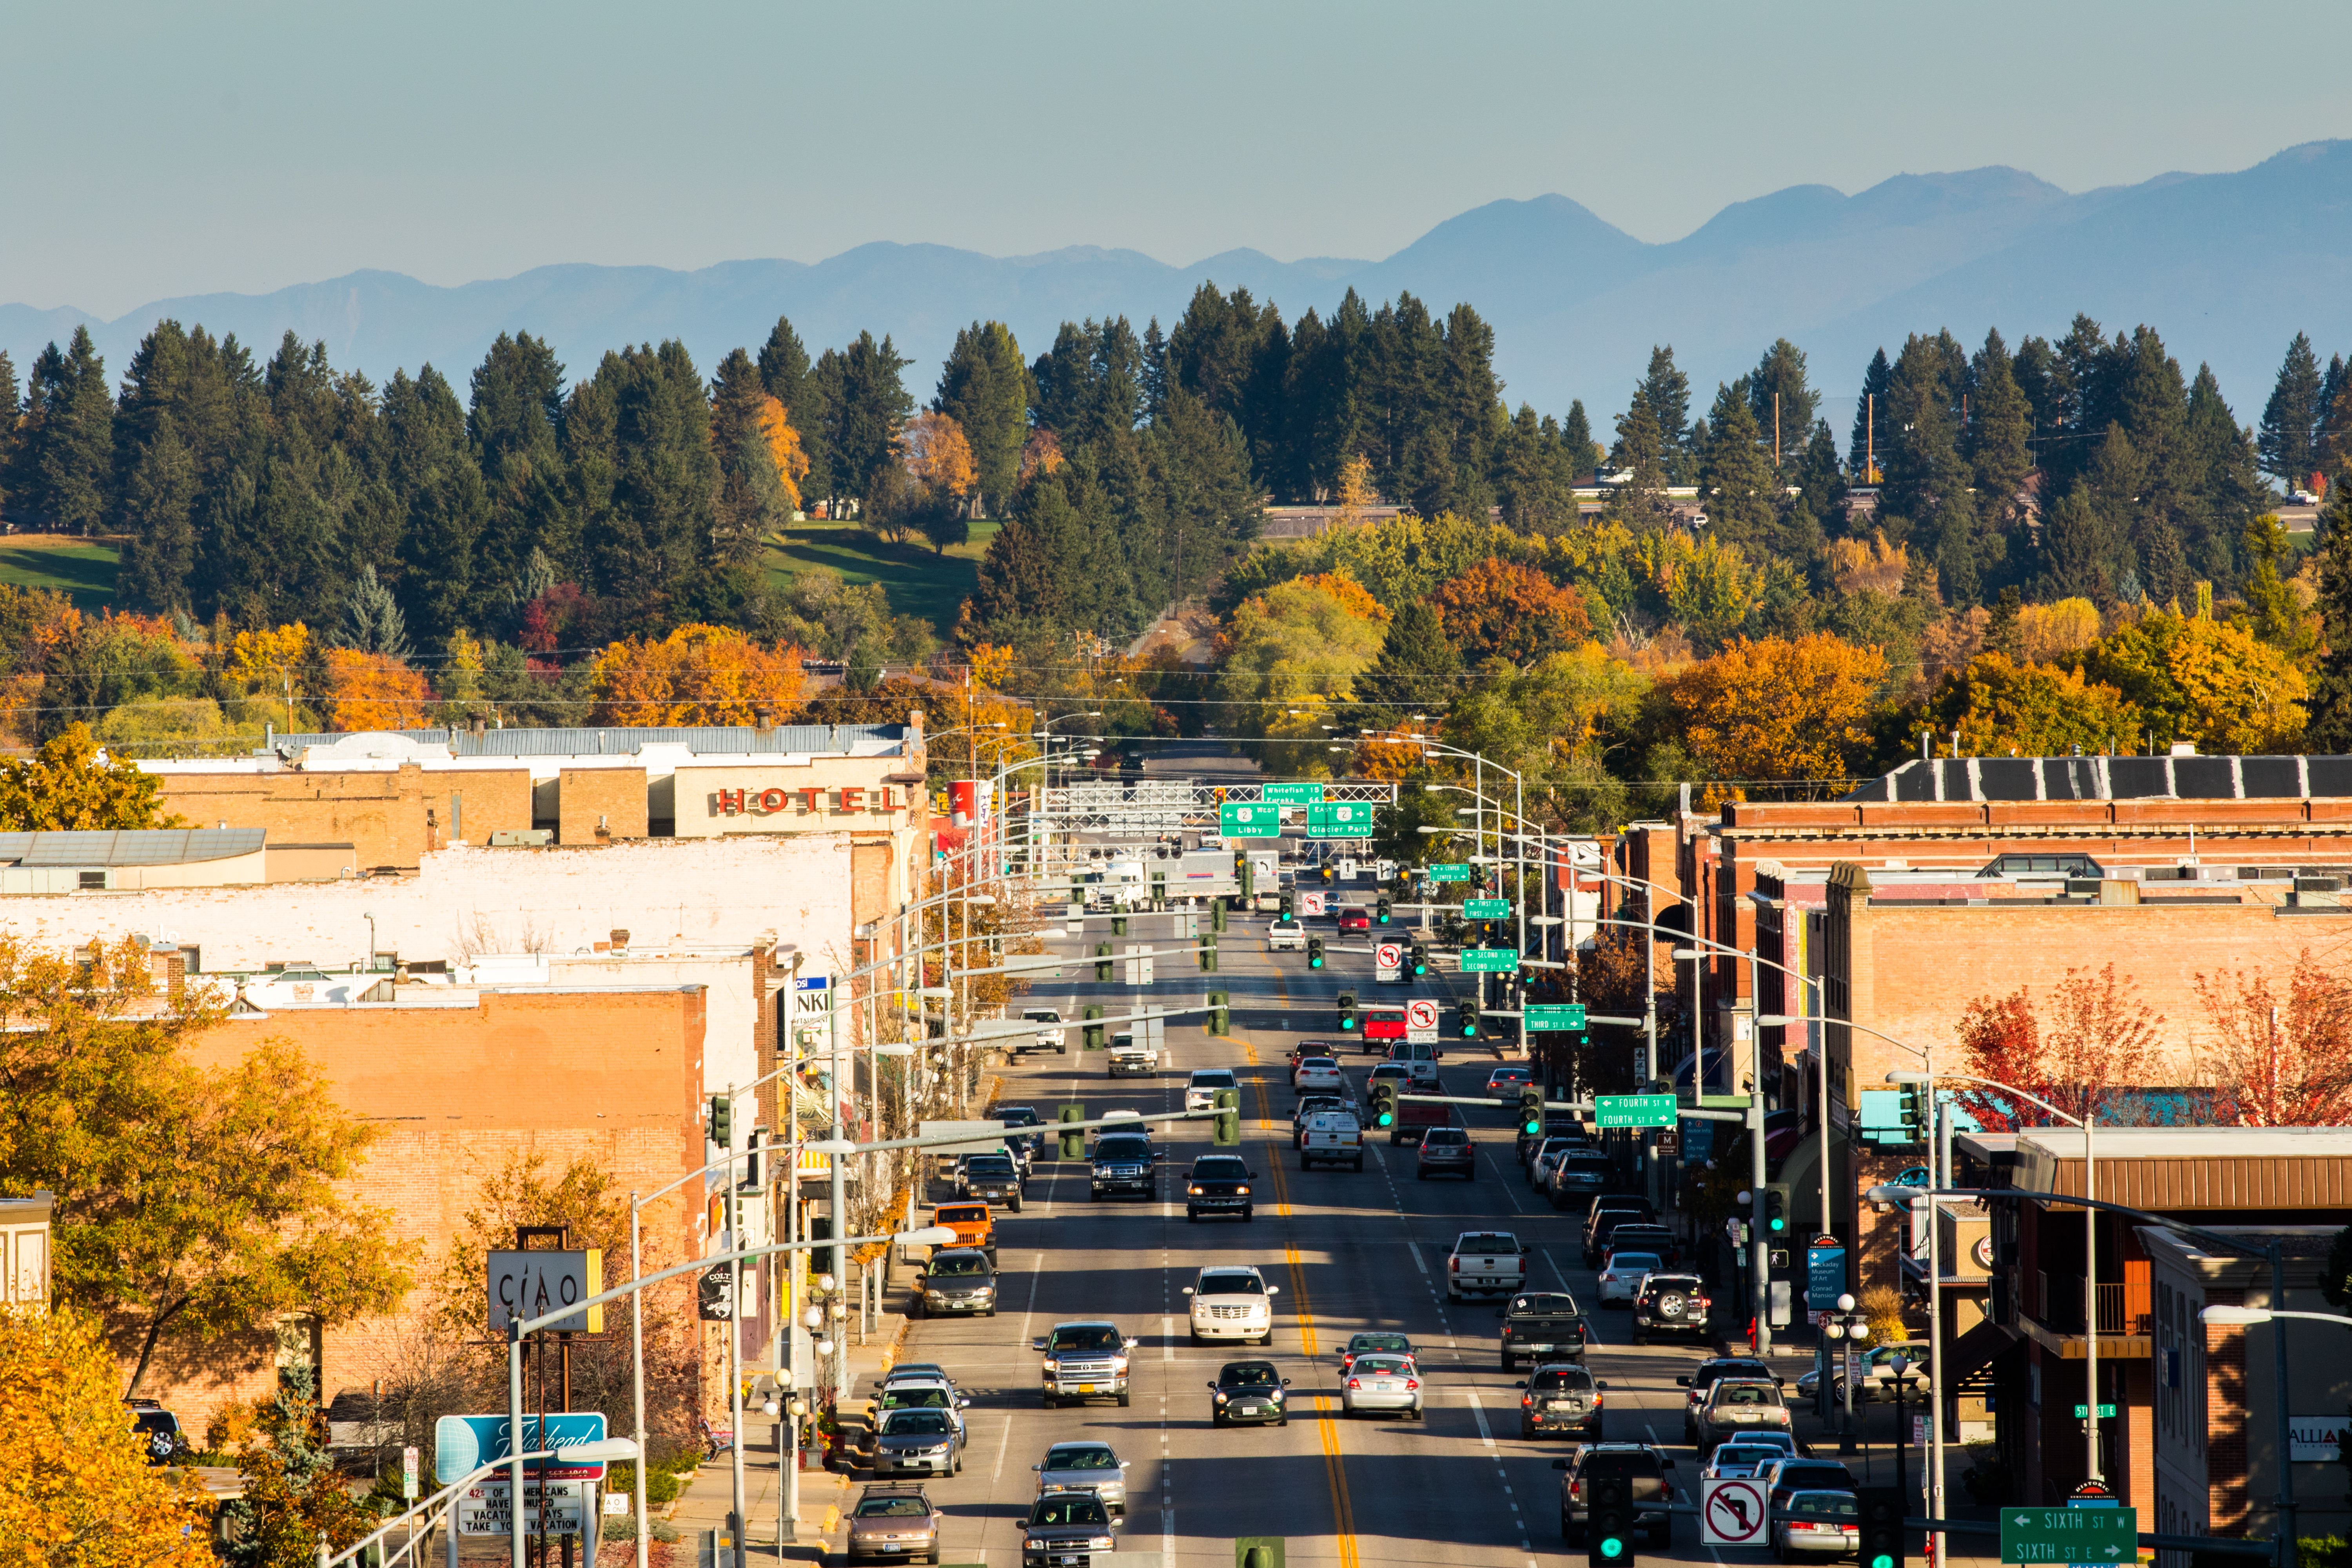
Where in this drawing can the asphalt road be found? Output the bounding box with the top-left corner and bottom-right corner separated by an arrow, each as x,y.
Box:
850,903 -> 1761,1568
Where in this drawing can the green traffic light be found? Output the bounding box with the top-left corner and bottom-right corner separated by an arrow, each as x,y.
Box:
1462,1025 -> 1475,1038
1599,1539 -> 1624,1560
1310,957 -> 1323,969
1770,1216 -> 1787,1231
1377,1112 -> 1394,1127
1523,1119 -> 1541,1136
1872,1556 -> 1894,1568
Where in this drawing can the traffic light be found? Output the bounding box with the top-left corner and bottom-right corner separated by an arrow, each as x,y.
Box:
1207,990 -> 1230,1036
1763,1183 -> 1791,1236
1370,1081 -> 1397,1130
1336,991 -> 1358,1031
1212,897 -> 1227,933
1458,1000 -> 1480,1039
1409,939 -> 1428,976
1470,863 -> 1488,891
1083,1004 -> 1104,1049
1212,1087 -> 1241,1146
1236,853 -> 1252,902
1307,936 -> 1326,970
1059,1104 -> 1087,1159
1235,1541 -> 1285,1568
1199,933 -> 1219,972
1094,941 -> 1114,982
1376,896 -> 1392,925
1856,1486 -> 1904,1568
1517,1085 -> 1544,1137
1583,1450 -> 1640,1566
1320,864 -> 1334,884
708,1094 -> 732,1148
1280,889 -> 1295,917
1894,1083 -> 1927,1147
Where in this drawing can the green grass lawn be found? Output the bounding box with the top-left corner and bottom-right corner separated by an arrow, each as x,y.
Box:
0,538 -> 119,610
765,519 -> 998,636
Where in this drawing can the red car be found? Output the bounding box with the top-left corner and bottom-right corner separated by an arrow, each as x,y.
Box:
1337,908 -> 1371,933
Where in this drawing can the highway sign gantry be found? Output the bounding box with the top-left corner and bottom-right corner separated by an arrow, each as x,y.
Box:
1219,802 -> 1282,836
1305,801 -> 1376,837
1999,1506 -> 2137,1564
1593,1093 -> 1678,1130
1261,782 -> 1323,806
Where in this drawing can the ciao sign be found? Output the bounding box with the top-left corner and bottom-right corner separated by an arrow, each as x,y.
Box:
711,786 -> 902,817
487,1250 -> 604,1334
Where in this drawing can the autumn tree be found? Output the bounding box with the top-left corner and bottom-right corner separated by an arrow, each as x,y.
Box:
0,722 -> 179,830
218,1365 -> 389,1566
586,622 -> 806,725
933,321 -> 1027,516
1215,573 -> 1390,773
1953,965 -> 2164,1129
0,1307 -> 215,1565
0,936 -> 406,1397
1429,556 -> 1592,668
2194,955 -> 2352,1127
2081,608 -> 2309,753
1918,653 -> 2143,758
1652,633 -> 1887,789
322,649 -> 432,731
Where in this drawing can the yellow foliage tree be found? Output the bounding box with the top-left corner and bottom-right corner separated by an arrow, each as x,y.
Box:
756,394 -> 810,511
0,1307 -> 214,1566
2017,597 -> 2102,663
227,622 -> 311,693
2083,610 -> 2309,753
904,411 -> 978,500
586,624 -> 807,726
1657,633 -> 1887,787
0,723 -> 179,830
1922,653 -> 2143,757
1218,576 -> 1390,774
323,649 -> 432,732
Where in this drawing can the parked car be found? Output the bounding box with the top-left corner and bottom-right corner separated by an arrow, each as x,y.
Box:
1581,1197 -> 1658,1263
1528,1138 -> 1579,1189
124,1399 -> 186,1465
1516,1362 -> 1605,1441
846,1485 -> 944,1564
1602,1223 -> 1680,1269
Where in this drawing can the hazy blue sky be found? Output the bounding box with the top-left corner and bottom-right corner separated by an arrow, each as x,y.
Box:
9,0 -> 2352,316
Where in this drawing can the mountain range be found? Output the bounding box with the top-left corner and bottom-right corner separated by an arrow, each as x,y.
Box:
10,139 -> 2352,432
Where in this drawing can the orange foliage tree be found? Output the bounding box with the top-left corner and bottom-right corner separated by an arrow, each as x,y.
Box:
1953,965 -> 2165,1129
904,412 -> 978,501
1655,633 -> 1886,787
1430,556 -> 1590,666
2194,955 -> 2352,1126
586,624 -> 806,726
322,649 -> 432,731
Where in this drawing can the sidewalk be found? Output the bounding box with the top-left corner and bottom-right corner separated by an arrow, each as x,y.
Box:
660,1283 -> 915,1564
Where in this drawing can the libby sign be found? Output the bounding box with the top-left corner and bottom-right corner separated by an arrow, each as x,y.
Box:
712,786 -> 900,817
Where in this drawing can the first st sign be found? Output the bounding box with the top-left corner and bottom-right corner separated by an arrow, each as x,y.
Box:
488,1250 -> 604,1334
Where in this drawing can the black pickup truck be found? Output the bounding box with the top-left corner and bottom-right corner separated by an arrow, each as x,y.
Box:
960,1152 -> 1026,1212
1089,1134 -> 1155,1200
1497,1290 -> 1589,1370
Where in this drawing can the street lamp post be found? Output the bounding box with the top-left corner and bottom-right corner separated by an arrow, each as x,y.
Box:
1820,1293 -> 1873,1452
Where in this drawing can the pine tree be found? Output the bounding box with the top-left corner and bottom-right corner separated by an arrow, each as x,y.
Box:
1850,347 -> 1893,479
2132,506 -> 2192,607
2309,483 -> 2352,750
2183,364 -> 2267,586
2040,480 -> 2122,603
1986,586 -> 2022,659
2260,332 -> 2323,488
387,365 -> 494,640
1562,400 -> 1597,472
0,349 -> 18,514
1354,598 -> 1461,720
1141,318 -> 1169,423
934,321 -> 1028,517
1748,339 -> 1817,472
1966,328 -> 2034,505
1699,385 -> 1779,542
1493,406 -> 1583,530
1608,393 -> 1670,523
1143,388 -> 1260,605
336,563 -> 411,658
1639,346 -> 1692,480
466,331 -> 570,595
24,327 -> 115,533
813,332 -> 914,516
116,417 -> 198,614
757,314 -> 827,503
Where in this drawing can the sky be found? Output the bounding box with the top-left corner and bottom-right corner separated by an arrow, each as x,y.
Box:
7,0 -> 2352,318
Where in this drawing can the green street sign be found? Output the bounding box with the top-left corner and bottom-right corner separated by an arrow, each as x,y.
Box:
1428,863 -> 1471,883
2072,1404 -> 2118,1419
1219,802 -> 1282,836
1464,897 -> 1511,918
1593,1093 -> 1677,1130
1525,1003 -> 1588,1031
1999,1507 -> 2136,1564
1458,947 -> 1519,974
1305,801 -> 1375,838
1261,783 -> 1322,806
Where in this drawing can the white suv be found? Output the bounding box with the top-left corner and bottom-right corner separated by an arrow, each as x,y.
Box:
1185,1068 -> 1238,1112
1184,1265 -> 1279,1344
1266,919 -> 1306,951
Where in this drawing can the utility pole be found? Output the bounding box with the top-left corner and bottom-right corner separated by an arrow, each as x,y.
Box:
1866,394 -> 1875,485
1773,392 -> 1781,469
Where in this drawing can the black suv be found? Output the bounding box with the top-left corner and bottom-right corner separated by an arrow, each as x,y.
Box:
1630,1273 -> 1709,1343
994,1105 -> 1045,1159
1089,1134 -> 1155,1200
1185,1154 -> 1255,1222
1517,1362 -> 1606,1441
1552,1441 -> 1676,1546
1497,1290 -> 1588,1369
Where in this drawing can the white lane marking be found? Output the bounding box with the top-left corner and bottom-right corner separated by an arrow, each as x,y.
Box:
990,1411 -> 1013,1483
1018,1252 -> 1044,1343
1162,1316 -> 1175,1361
1407,1242 -> 1427,1276
1466,1386 -> 1497,1449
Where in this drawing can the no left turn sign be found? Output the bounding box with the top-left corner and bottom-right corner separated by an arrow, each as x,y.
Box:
1376,943 -> 1403,970
1404,999 -> 1439,1030
1702,1477 -> 1768,1546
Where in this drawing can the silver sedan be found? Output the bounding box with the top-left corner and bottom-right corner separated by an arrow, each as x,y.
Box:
1340,1354 -> 1423,1419
1033,1440 -> 1131,1517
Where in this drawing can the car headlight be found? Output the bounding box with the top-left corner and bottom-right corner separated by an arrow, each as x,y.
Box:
1236,1185 -> 1250,1195
1088,1537 -> 1116,1550
1214,1391 -> 1229,1403
973,1287 -> 994,1298
1111,1356 -> 1129,1372
1267,1387 -> 1283,1399
1042,1357 -> 1059,1372
927,1291 -> 949,1302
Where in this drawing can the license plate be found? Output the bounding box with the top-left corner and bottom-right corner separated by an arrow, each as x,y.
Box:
1526,1343 -> 1555,1352
1548,1401 -> 1575,1411
1239,1405 -> 1259,1415
881,1547 -> 903,1553
1078,1384 -> 1097,1393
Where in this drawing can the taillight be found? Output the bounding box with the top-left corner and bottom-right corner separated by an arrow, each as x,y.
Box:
1448,1257 -> 1459,1272
1521,1395 -> 1533,1407
1346,1377 -> 1361,1390
1405,1379 -> 1420,1391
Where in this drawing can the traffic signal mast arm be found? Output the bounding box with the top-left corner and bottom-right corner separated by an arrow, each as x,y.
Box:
1397,1092 -> 1746,1120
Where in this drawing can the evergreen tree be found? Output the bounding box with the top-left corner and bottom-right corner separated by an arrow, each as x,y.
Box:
2183,364 -> 2266,587
2011,334 -> 2065,472
1029,318 -> 1143,450
386,365 -> 493,642
336,563 -> 411,657
1849,347 -> 1892,479
2260,331 -> 2323,488
2133,506 -> 2192,606
2241,513 -> 2311,660
1141,318 -> 1169,423
708,347 -> 788,563
757,314 -> 826,502
0,350 -> 18,514
1639,346 -> 1692,480
22,327 -> 114,533
116,417 -> 199,615
2321,355 -> 2352,454
1748,338 -> 1817,471
1493,406 -> 1583,530
1353,598 -> 1461,720
1699,384 -> 1779,542
1986,586 -> 2022,660
466,331 -> 570,595
1141,388 -> 1261,607
2308,482 -> 2352,751
1608,393 -> 1670,524
1796,420 -> 1846,535
933,321 -> 1027,517
1561,400 -> 1597,473
816,332 -> 914,512
1965,328 -> 2034,506
2040,480 -> 2123,603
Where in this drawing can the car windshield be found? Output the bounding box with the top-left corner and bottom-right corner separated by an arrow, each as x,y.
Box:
1715,1383 -> 1779,1407
1778,1463 -> 1853,1487
936,1205 -> 987,1224
1196,1273 -> 1263,1295
857,1496 -> 931,1518
1354,1356 -> 1411,1376
1508,1294 -> 1579,1318
1191,1071 -> 1237,1088
1530,1367 -> 1595,1392
1049,1326 -> 1122,1353
1423,1129 -> 1467,1145
883,1410 -> 952,1435
1030,1496 -> 1109,1527
929,1254 -> 989,1278
999,1107 -> 1040,1126
1608,1253 -> 1662,1273
1221,1362 -> 1280,1387
1350,1333 -> 1411,1354
1788,1493 -> 1859,1517
1192,1157 -> 1250,1179
967,1156 -> 1015,1175
880,1388 -> 950,1409
1564,1154 -> 1612,1169
1095,1138 -> 1149,1161
1459,1234 -> 1518,1253
1047,1445 -> 1118,1470
1714,1446 -> 1779,1468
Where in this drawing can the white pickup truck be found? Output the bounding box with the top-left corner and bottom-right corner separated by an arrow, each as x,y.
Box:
1299,1111 -> 1364,1172
1447,1230 -> 1528,1301
1020,1009 -> 1069,1057
1107,1030 -> 1159,1076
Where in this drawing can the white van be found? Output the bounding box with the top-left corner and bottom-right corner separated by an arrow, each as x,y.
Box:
1385,1040 -> 1441,1087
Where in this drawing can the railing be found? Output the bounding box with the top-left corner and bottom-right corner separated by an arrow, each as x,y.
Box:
2096,1281 -> 2129,1336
